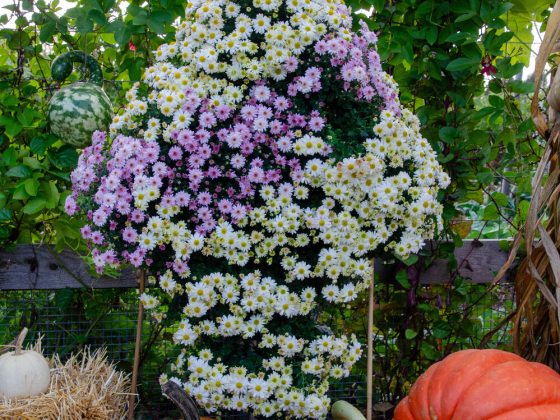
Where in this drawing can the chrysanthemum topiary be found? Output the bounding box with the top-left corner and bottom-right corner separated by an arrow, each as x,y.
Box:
66,0 -> 449,417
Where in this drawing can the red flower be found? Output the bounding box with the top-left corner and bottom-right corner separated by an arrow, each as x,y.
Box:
481,56 -> 496,75
128,40 -> 137,52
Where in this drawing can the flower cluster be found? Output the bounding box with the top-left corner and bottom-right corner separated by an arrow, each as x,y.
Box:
67,0 -> 449,417
161,270 -> 362,417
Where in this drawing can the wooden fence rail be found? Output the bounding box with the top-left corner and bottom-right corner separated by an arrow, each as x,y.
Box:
0,240 -> 510,291
0,245 -> 137,290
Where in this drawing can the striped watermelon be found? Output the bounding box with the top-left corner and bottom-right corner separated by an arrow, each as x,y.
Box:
47,82 -> 113,148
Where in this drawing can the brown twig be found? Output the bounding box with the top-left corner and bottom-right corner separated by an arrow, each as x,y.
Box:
366,259 -> 375,420
128,270 -> 145,420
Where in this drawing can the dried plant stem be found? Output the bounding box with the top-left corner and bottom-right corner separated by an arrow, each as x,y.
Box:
493,0 -> 560,371
128,270 -> 145,420
14,327 -> 28,356
367,259 -> 375,420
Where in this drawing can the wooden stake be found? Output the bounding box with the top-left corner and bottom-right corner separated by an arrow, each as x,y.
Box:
367,260 -> 375,420
128,270 -> 145,420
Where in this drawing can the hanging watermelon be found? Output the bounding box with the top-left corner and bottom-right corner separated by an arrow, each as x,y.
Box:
47,51 -> 113,148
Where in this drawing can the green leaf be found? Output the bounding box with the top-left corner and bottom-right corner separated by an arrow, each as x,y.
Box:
132,9 -> 148,25
468,129 -> 490,145
488,79 -> 502,93
439,127 -> 459,143
23,197 -> 46,214
405,329 -> 418,340
471,106 -> 495,120
420,341 -> 438,360
395,270 -> 410,289
463,189 -> 484,204
0,208 -> 13,222
476,169 -> 494,184
22,156 -> 42,170
447,91 -> 466,107
122,56 -> 145,81
24,178 -> 40,196
455,12 -> 476,23
425,26 -> 438,45
101,0 -> 116,12
491,191 -> 509,207
12,185 -> 30,200
496,2 -> 514,15
510,0 -> 550,15
30,136 -> 56,156
41,181 -> 60,209
88,9 -> 108,26
5,165 -> 32,178
39,20 -> 57,43
433,321 -> 452,338
0,115 -> 23,138
113,23 -> 131,46
496,60 -> 525,78
438,152 -> 454,163
0,226 -> 10,239
147,10 -> 173,33
446,57 -> 479,72
1,147 -> 17,166
488,95 -> 504,108
508,80 -> 533,94
0,95 -> 18,107
76,13 -> 94,34
48,145 -> 78,169
518,200 -> 530,220
47,170 -> 71,182
15,16 -> 29,27
483,204 -> 499,220
53,218 -> 81,240
16,108 -> 38,127
445,31 -> 475,43
22,0 -> 33,11
54,289 -> 74,311
7,30 -> 30,49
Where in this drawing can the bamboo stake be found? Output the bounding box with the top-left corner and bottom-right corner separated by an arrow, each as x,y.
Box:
128,270 -> 145,420
367,260 -> 375,420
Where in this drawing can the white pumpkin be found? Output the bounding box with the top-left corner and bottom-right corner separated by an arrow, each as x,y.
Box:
331,400 -> 366,420
0,328 -> 51,399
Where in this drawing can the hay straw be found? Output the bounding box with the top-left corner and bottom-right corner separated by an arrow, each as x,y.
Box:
492,0 -> 560,371
0,347 -> 131,420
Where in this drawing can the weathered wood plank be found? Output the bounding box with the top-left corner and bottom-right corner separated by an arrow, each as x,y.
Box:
420,239 -> 509,284
0,240 -> 511,290
0,245 -> 137,290
374,239 -> 510,285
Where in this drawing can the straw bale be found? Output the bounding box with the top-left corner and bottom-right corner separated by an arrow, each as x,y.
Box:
0,347 -> 131,420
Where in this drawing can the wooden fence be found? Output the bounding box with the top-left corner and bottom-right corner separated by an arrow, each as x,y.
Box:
0,240 -> 513,419
0,239 -> 510,291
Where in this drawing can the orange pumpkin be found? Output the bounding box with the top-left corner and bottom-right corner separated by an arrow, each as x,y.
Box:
394,349 -> 560,420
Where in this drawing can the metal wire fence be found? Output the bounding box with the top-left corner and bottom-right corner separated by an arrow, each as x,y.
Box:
472,281 -> 516,348
0,282 -> 515,419
0,288 -> 175,418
